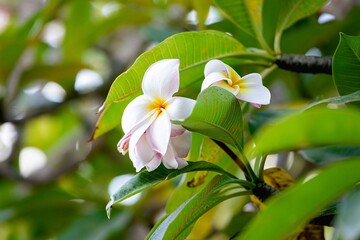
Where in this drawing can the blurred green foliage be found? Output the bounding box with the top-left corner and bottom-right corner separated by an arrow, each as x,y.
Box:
0,0 -> 359,239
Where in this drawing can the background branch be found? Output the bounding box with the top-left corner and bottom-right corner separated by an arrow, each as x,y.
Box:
275,54 -> 332,75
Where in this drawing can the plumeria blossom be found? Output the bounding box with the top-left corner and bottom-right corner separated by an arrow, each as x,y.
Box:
201,59 -> 271,108
117,59 -> 196,172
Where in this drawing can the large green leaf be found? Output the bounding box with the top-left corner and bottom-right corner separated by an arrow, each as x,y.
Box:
300,146 -> 360,165
249,91 -> 360,136
176,87 -> 244,150
147,175 -> 248,240
237,157 -> 360,240
106,161 -> 240,218
274,0 -> 327,52
213,0 -> 271,52
92,30 -> 266,139
333,33 -> 360,99
166,136 -> 238,214
248,108 -> 360,156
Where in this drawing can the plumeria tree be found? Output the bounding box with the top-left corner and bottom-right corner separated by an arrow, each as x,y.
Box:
1,0 -> 360,239
92,1 -> 360,240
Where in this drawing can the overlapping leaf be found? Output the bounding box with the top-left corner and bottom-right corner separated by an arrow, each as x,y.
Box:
248,108 -> 360,156
213,0 -> 269,51
176,87 -> 244,150
147,175 -> 248,240
274,0 -> 327,51
106,161 -> 238,218
333,34 -> 360,100
238,157 -> 360,240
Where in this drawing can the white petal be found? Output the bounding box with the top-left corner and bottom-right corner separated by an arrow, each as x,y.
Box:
132,133 -> 157,172
204,59 -> 228,77
171,130 -> 191,158
147,110 -> 171,155
175,157 -> 188,169
201,72 -> 231,91
212,81 -> 240,96
162,144 -> 178,169
122,95 -> 151,133
117,132 -> 131,155
166,97 -> 196,121
146,154 -> 162,172
170,124 -> 186,137
128,112 -> 158,167
241,73 -> 263,85
142,59 -> 180,99
237,83 -> 271,105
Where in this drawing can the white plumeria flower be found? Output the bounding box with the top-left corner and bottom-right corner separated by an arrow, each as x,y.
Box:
201,59 -> 271,108
117,59 -> 196,172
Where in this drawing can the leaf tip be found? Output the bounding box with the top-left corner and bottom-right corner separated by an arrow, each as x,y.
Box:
106,199 -> 114,219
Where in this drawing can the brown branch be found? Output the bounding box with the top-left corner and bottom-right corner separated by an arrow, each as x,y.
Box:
275,54 -> 332,75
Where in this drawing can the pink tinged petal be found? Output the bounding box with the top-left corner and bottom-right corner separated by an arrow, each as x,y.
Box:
128,112 -> 158,168
122,95 -> 152,133
132,133 -> 156,172
117,132 -> 131,155
147,110 -> 171,155
170,124 -> 186,137
204,59 -> 229,77
166,97 -> 196,121
236,82 -> 271,105
162,144 -> 179,169
170,130 -> 192,158
175,157 -> 188,169
145,153 -> 162,172
201,72 -> 231,91
251,103 -> 262,108
241,73 -> 263,85
142,59 -> 180,99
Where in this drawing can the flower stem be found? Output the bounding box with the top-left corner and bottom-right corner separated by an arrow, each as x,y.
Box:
258,155 -> 267,182
212,139 -> 259,183
212,139 -> 249,179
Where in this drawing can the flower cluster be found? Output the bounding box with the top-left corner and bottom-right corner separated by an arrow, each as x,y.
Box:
117,59 -> 271,172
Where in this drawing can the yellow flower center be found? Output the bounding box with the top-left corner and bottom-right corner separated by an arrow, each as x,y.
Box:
148,97 -> 168,113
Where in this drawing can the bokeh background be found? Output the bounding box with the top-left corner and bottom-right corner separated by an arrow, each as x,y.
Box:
0,0 -> 359,239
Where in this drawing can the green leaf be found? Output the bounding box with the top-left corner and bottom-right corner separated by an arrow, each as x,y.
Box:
147,175 -> 248,240
238,157 -> 360,240
248,109 -> 294,136
333,33 -> 360,100
213,0 -> 271,52
166,137 -> 237,214
63,0 -> 93,61
193,0 -> 211,30
299,146 -> 360,165
92,30 -> 254,139
304,90 -> 360,110
176,87 -> 244,150
106,161 -> 238,218
248,108 -> 360,156
275,0 -> 327,52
